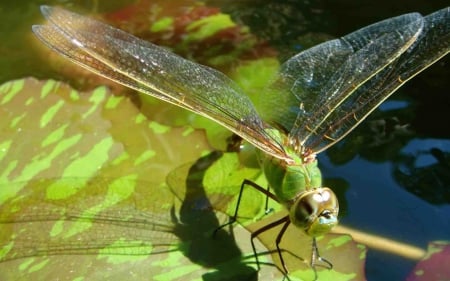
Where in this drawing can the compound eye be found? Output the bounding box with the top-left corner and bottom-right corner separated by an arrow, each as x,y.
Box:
320,209 -> 334,219
289,187 -> 339,237
292,196 -> 317,227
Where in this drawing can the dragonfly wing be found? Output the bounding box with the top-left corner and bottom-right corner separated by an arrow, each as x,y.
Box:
302,7 -> 450,153
0,178 -> 178,261
32,6 -> 288,161
258,12 -> 424,150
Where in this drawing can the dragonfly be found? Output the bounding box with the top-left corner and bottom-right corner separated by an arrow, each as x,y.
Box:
32,5 -> 450,278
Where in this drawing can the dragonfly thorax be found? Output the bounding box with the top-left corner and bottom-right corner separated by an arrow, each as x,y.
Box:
258,146 -> 339,237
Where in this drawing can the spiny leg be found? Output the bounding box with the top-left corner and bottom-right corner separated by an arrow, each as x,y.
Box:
250,215 -> 290,272
213,179 -> 278,236
263,185 -> 274,216
310,237 -> 333,280
275,218 -> 291,274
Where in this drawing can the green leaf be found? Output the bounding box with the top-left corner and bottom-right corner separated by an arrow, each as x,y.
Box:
186,14 -> 236,41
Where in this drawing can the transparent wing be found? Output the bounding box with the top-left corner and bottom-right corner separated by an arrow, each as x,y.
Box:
32,6 -> 288,161
302,7 -> 450,152
259,9 -> 448,153
0,178 -> 178,261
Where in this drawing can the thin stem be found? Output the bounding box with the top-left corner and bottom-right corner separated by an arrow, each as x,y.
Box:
333,225 -> 426,260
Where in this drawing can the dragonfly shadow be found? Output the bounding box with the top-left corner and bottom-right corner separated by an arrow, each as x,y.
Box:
169,151 -> 259,281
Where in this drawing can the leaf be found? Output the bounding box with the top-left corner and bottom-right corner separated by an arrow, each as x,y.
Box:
406,241 -> 450,281
168,152 -> 273,225
168,151 -> 367,280
0,78 -> 210,188
247,211 -> 367,281
0,78 -> 277,280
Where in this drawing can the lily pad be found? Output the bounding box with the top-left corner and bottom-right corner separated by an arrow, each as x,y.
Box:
0,78 -> 209,186
0,78 -> 269,280
168,150 -> 367,280
0,78 -> 367,280
406,241 -> 450,281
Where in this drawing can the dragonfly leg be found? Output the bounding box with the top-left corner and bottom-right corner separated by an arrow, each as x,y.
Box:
263,185 -> 274,215
251,215 -> 290,273
310,237 -> 333,280
213,179 -> 278,236
275,218 -> 291,274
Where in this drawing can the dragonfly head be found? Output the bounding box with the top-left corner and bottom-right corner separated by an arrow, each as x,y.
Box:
289,187 -> 339,237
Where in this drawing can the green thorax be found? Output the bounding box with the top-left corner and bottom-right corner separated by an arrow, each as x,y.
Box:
256,129 -> 339,237
256,129 -> 322,204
